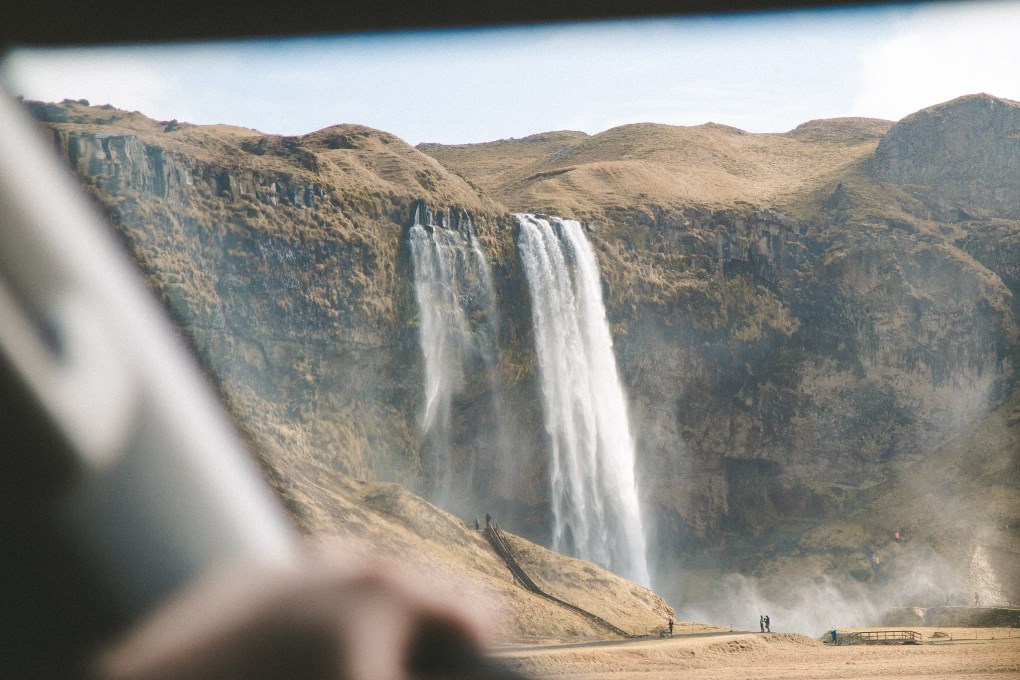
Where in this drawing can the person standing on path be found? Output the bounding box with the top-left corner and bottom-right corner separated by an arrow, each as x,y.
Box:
760,615 -> 764,633
668,618 -> 674,636
764,615 -> 770,633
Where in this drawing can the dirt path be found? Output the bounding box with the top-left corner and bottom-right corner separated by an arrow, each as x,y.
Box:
496,629 -> 1020,679
499,630 -> 744,654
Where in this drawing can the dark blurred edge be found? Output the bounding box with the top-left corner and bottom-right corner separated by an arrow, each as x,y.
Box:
4,0 -> 937,48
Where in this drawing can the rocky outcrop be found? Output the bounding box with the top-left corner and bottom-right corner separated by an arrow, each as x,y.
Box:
868,94 -> 1020,219
582,195 -> 1016,554
53,128 -> 326,209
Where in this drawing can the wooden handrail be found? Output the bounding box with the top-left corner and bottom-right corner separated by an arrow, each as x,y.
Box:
836,630 -> 922,645
483,521 -> 631,638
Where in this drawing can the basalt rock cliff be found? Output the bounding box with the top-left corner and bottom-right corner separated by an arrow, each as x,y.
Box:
28,93 -> 1020,616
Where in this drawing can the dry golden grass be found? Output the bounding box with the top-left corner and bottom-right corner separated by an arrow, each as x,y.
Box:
39,99 -> 505,219
498,630 -> 1020,679
260,453 -> 675,645
504,533 -> 675,637
418,130 -> 589,187
420,118 -> 893,217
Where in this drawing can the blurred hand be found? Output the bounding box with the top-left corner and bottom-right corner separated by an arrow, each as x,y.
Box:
97,545 -> 504,680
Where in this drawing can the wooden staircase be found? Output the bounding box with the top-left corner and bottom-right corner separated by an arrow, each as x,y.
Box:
483,521 -> 631,638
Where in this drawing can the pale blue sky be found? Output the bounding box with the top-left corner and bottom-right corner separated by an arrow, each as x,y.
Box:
3,1 -> 1019,145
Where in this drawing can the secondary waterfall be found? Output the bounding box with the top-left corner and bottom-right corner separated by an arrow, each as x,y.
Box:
408,204 -> 501,502
516,213 -> 650,586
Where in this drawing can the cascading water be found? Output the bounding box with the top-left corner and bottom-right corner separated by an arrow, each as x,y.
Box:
516,213 -> 650,587
408,204 -> 501,503
408,205 -> 649,585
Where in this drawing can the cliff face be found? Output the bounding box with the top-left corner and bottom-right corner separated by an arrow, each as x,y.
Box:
419,98 -> 1018,576
31,101 -> 518,496
30,95 -> 1020,606
618,206 -> 1016,567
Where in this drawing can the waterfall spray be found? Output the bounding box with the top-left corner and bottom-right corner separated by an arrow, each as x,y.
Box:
408,204 -> 501,502
516,213 -> 650,586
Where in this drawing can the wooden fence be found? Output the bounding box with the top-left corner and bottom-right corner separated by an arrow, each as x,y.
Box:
836,630 -> 923,645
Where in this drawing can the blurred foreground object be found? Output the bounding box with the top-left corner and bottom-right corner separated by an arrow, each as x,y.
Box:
0,89 -> 519,680
1,1 -> 903,46
0,89 -> 299,674
99,547 -> 506,680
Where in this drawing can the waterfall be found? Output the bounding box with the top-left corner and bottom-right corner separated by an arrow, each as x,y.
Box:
408,204 -> 500,502
408,205 -> 650,586
516,213 -> 650,586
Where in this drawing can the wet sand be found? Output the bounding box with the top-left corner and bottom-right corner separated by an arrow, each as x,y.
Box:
497,628 -> 1020,679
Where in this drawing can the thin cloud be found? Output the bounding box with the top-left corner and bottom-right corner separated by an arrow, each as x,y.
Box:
853,1 -> 1020,121
2,47 -> 184,120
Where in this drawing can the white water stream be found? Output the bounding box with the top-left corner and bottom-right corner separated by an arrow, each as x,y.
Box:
409,205 -> 500,500
516,213 -> 650,586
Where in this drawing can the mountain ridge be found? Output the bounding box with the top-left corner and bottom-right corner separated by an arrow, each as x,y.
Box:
26,92 -> 1020,633
417,114 -> 895,216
